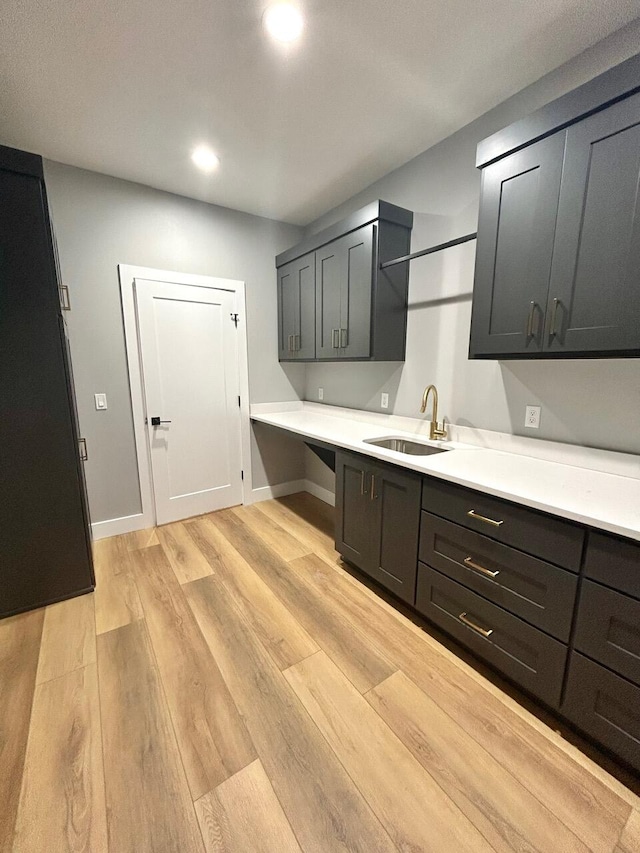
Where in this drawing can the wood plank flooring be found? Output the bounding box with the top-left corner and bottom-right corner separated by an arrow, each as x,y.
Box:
2,492 -> 639,852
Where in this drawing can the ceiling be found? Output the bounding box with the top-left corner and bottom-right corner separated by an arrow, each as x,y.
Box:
1,1 -> 638,225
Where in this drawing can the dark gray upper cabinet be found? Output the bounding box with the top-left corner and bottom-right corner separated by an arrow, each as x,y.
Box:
277,252 -> 316,360
544,92 -> 640,354
277,201 -> 412,362
470,54 -> 640,359
470,133 -> 565,356
335,450 -> 421,604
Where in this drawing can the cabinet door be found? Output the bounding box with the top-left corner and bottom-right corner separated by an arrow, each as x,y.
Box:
369,462 -> 421,604
545,93 -> 640,354
277,254 -> 315,360
315,241 -> 342,359
335,452 -> 374,572
469,133 -> 565,357
339,224 -> 373,359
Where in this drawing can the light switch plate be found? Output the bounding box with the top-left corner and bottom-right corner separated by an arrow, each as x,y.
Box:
318,387 -> 324,401
525,405 -> 541,428
381,392 -> 389,409
95,393 -> 108,411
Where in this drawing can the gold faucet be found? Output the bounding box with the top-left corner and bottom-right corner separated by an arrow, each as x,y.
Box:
420,384 -> 448,441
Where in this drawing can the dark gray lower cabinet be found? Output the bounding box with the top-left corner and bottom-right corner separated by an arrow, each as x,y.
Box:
335,451 -> 420,604
416,564 -> 567,707
563,653 -> 640,773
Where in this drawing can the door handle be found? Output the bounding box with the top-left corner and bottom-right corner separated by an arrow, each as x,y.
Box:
150,417 -> 172,426
464,556 -> 500,578
549,297 -> 562,338
360,469 -> 367,495
331,328 -> 339,348
340,328 -> 348,348
288,334 -> 294,352
295,334 -> 301,352
526,301 -> 537,338
458,612 -> 493,638
370,473 -> 377,501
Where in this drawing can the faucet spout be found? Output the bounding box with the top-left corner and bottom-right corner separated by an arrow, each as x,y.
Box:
419,384 -> 448,441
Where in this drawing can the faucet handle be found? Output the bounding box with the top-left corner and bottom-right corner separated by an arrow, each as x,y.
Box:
433,417 -> 448,441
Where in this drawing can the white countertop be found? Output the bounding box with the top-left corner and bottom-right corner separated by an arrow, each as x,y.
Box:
251,403 -> 640,542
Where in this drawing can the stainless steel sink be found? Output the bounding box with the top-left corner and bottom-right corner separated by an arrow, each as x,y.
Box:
363,436 -> 450,456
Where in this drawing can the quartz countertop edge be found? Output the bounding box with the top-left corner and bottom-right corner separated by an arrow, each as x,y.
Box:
251,405 -> 640,543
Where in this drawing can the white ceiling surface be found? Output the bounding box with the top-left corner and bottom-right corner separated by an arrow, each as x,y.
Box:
1,1 -> 638,225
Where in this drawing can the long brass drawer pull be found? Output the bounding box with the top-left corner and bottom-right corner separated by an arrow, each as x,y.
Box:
370,473 -> 377,501
464,556 -> 500,578
459,612 -> 493,638
467,509 -> 504,527
360,469 -> 367,496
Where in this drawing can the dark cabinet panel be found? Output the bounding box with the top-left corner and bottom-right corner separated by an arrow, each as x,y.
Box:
421,478 -> 584,571
0,148 -> 93,618
416,565 -> 567,707
277,253 -> 315,360
584,531 -> 640,599
335,452 -> 375,570
419,513 -> 577,640
574,580 -> 640,687
545,92 -> 640,355
316,225 -> 373,360
563,653 -> 640,774
335,451 -> 420,605
370,463 -> 421,604
469,133 -> 565,357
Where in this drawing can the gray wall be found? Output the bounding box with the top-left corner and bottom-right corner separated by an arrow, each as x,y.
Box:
45,162 -> 305,524
304,18 -> 640,496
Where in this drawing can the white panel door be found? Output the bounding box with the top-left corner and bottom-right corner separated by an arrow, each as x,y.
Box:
135,279 -> 242,525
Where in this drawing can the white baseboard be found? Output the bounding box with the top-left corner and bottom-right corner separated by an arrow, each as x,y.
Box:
91,512 -> 150,540
303,479 -> 335,506
248,479 -> 307,504
93,480 -> 336,540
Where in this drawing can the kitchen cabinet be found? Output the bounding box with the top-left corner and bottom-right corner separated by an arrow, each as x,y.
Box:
315,224 -> 373,359
335,450 -> 421,604
0,144 -> 94,618
277,252 -> 315,359
470,55 -> 640,359
276,200 -> 412,362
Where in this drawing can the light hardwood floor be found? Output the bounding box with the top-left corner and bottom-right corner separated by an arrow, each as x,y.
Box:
2,493 -> 639,852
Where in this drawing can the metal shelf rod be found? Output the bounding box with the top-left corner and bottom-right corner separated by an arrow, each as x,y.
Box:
380,231 -> 477,269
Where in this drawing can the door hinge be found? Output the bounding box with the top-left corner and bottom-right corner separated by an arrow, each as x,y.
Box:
241,470 -> 244,480
237,395 -> 241,408
79,437 -> 88,461
59,284 -> 71,311
230,313 -> 239,327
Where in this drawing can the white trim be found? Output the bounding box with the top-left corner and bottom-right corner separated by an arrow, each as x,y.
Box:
303,479 -> 335,506
91,512 -> 147,540
247,479 -> 307,504
118,264 -> 252,528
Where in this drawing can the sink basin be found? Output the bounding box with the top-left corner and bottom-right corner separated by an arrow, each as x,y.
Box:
363,436 -> 450,456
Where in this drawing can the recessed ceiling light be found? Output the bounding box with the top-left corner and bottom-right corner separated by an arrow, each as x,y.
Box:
191,146 -> 220,173
263,2 -> 304,43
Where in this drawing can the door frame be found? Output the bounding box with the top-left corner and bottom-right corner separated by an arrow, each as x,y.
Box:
119,264 -> 252,531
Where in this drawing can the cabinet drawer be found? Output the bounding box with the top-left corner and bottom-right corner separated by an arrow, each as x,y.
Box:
584,532 -> 640,599
416,565 -> 567,707
421,478 -> 584,571
419,513 -> 577,640
563,653 -> 640,774
574,580 -> 640,686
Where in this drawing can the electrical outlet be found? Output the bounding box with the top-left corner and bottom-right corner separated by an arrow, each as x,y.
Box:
525,405 -> 541,429
318,387 -> 324,401
381,392 -> 389,409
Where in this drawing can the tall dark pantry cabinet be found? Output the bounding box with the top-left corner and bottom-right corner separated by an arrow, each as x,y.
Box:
0,144 -> 94,618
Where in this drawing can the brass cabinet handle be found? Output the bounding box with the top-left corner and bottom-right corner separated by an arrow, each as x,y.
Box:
331,328 -> 339,348
360,469 -> 367,495
464,556 -> 500,578
459,611 -> 493,638
549,297 -> 561,337
340,328 -> 348,348
294,334 -> 301,352
288,334 -> 294,353
467,509 -> 504,527
526,301 -> 537,338
370,473 -> 376,501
